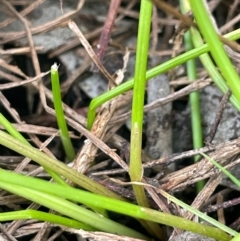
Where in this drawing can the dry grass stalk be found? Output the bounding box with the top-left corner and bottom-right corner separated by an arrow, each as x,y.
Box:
73,51 -> 130,173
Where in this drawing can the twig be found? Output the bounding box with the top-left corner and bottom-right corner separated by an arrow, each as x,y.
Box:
205,90 -> 231,144
68,20 -> 116,86
73,51 -> 129,173
151,0 -> 240,51
93,0 -> 122,72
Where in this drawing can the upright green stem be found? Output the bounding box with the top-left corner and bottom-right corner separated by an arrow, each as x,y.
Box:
181,13 -> 204,191
51,63 -> 75,161
129,0 -> 163,239
189,0 -> 240,103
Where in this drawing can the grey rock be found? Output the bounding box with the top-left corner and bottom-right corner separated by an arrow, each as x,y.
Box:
169,231 -> 216,241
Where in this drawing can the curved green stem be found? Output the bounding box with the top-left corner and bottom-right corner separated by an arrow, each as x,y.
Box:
0,210 -> 95,230
180,2 -> 204,192
87,30 -> 240,129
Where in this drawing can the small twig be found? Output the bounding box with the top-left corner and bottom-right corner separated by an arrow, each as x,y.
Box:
151,0 -> 240,51
230,216 -> 240,231
61,55 -> 91,95
204,196 -> 240,213
0,71 -> 50,90
73,51 -> 129,173
93,0 -> 122,72
0,223 -> 17,241
0,46 -> 44,55
68,20 -> 116,86
90,142 -> 217,176
217,195 -> 226,225
0,5 -> 81,44
0,0 -> 46,29
2,0 -> 42,78
49,0 -> 137,58
205,90 -> 231,144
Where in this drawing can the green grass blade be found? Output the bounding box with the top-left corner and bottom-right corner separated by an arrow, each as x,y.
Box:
182,1 -> 240,114
129,0 -> 163,239
0,182 -> 147,240
0,129 -> 123,199
51,63 -> 75,161
0,113 -> 66,186
0,210 -> 94,230
181,3 -> 204,192
0,113 -> 29,145
200,152 -> 240,188
158,188 -> 237,237
0,168 -> 232,241
189,0 -> 240,103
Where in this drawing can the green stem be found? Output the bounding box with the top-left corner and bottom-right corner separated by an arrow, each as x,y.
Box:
181,10 -> 204,192
129,0 -> 163,239
189,0 -> 240,103
0,210 -> 95,230
51,63 -> 75,161
0,129 -> 123,199
0,113 -> 29,145
0,182 -> 147,240
87,30 -> 240,129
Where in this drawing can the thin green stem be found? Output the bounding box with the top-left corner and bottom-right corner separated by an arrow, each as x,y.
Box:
181,8 -> 204,192
129,1 -> 163,238
189,0 -> 240,103
51,63 -> 75,161
87,30 -> 240,129
181,0 -> 238,106
0,210 -> 95,230
200,152 -> 240,188
0,113 -> 29,145
159,188 -> 237,237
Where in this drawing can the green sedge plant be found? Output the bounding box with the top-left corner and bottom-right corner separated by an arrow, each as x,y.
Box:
0,106 -> 236,239
84,0 -> 240,239
0,0 -> 240,240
